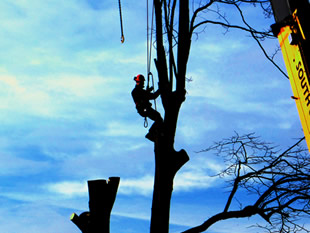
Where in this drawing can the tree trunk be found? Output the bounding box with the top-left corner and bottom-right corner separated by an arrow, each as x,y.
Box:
150,132 -> 189,233
71,178 -> 120,233
150,0 -> 190,232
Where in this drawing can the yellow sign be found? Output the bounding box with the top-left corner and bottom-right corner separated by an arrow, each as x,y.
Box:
278,25 -> 310,151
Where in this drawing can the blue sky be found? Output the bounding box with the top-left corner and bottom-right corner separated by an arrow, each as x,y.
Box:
0,1 -> 307,233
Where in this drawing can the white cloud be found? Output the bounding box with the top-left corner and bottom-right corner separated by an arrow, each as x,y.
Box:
177,115 -> 219,143
119,175 -> 154,196
173,156 -> 223,192
185,69 -> 295,120
194,38 -> 245,62
45,156 -> 223,198
0,0 -> 131,77
0,75 -> 54,117
45,75 -> 116,98
174,171 -> 218,192
44,177 -> 153,197
102,121 -> 145,137
46,181 -> 87,197
0,73 -> 126,121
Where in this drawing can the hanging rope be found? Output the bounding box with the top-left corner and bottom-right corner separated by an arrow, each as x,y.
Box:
118,0 -> 125,43
146,0 -> 154,77
146,0 -> 153,74
143,0 -> 156,129
146,0 -> 157,111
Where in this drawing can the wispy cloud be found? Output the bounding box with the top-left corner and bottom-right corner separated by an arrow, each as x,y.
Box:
0,73 -> 128,121
46,181 -> 87,197
44,155 -> 223,198
101,121 -> 145,137
192,38 -> 246,63
185,68 -> 296,125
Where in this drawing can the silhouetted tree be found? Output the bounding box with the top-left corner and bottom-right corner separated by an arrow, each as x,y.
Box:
72,1 -> 305,232
183,133 -> 310,233
150,1 -> 280,233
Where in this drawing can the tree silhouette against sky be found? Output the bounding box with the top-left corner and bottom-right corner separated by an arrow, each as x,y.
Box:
150,1 -> 276,232
71,1 -> 310,232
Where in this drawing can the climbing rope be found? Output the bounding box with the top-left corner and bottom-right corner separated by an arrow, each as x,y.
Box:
146,0 -> 157,111
146,0 -> 154,77
144,73 -> 156,128
118,0 -> 125,43
148,72 -> 157,110
142,0 -> 156,129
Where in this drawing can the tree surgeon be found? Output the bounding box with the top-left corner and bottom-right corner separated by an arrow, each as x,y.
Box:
131,74 -> 163,141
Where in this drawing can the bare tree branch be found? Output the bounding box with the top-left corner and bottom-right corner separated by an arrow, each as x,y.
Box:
184,133 -> 310,233
187,0 -> 289,79
232,3 -> 289,78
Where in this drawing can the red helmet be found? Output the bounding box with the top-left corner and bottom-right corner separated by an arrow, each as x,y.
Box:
134,74 -> 145,83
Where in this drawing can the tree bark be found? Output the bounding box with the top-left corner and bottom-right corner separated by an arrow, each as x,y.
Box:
71,178 -> 120,233
150,137 -> 189,233
150,1 -> 190,232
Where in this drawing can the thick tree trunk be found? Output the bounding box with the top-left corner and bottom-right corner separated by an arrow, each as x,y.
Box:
71,178 -> 120,233
150,0 -> 190,232
150,157 -> 174,233
150,132 -> 189,233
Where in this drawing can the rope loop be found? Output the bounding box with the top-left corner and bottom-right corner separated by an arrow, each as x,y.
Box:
144,117 -> 148,128
147,72 -> 153,88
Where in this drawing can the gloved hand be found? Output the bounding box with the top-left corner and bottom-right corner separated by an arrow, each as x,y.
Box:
147,86 -> 154,92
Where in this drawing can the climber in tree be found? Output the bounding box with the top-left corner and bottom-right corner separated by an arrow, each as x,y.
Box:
131,74 -> 163,141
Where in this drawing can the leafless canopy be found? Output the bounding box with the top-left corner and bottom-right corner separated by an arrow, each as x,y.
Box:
159,0 -> 287,91
183,133 -> 310,233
